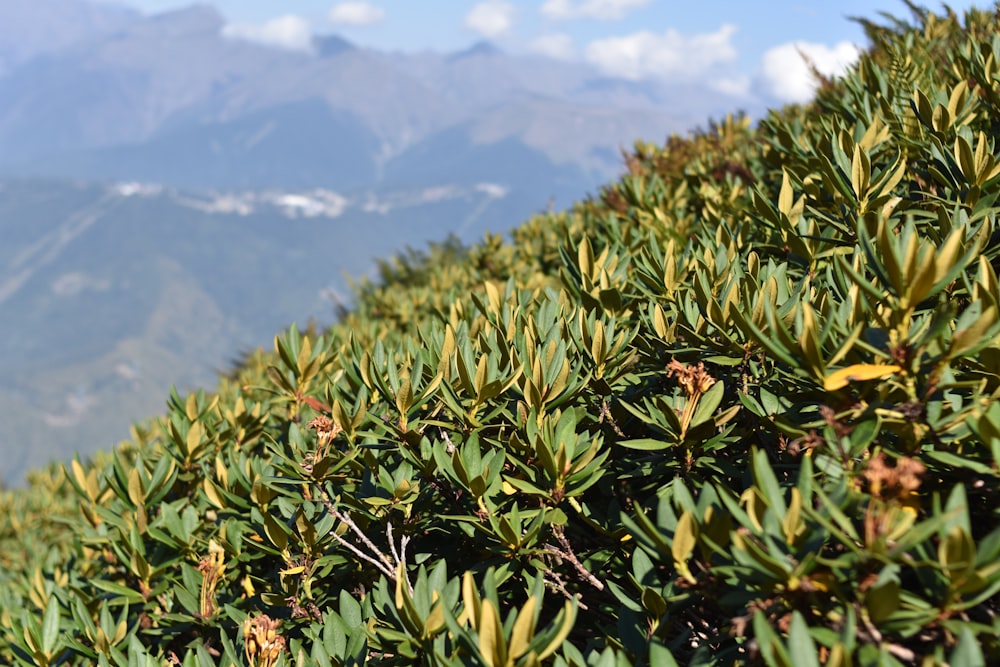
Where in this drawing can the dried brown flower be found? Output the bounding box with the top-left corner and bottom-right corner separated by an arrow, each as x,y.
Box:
667,359 -> 717,397
863,453 -> 925,500
307,415 -> 341,442
196,540 -> 226,619
243,615 -> 286,667
307,415 -> 343,463
667,359 -> 718,440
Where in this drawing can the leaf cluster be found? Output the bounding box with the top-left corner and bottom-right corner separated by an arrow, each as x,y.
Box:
4,5 -> 1000,666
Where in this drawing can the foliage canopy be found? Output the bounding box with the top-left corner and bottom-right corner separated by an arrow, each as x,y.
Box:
3,4 -> 1000,666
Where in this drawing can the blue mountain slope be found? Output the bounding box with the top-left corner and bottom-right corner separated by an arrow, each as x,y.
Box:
19,99 -> 381,189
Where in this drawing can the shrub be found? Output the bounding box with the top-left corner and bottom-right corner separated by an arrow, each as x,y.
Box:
3,5 -> 1000,666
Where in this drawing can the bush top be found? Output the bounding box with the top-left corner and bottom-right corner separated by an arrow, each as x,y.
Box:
3,5 -> 1000,666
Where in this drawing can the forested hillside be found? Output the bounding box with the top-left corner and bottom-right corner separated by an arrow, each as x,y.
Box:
2,5 -> 1000,666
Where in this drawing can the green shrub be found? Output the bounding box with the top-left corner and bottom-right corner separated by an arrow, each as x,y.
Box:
3,4 -> 1000,666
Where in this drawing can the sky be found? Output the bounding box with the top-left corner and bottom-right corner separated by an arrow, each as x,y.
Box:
105,1 -> 983,104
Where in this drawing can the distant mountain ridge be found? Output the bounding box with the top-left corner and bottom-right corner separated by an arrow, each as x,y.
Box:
0,1 -> 740,190
0,0 -> 138,73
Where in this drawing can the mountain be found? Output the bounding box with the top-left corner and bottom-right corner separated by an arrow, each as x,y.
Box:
0,2 -> 743,187
0,1 -> 755,483
0,0 -> 138,74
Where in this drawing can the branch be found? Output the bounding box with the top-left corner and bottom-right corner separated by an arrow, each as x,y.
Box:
545,526 -> 605,591
316,486 -> 395,580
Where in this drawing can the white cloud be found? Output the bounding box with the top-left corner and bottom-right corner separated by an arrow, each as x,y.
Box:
328,2 -> 385,26
542,0 -> 651,20
465,1 -> 515,38
585,24 -> 738,81
711,75 -> 751,98
530,33 -> 576,60
757,41 -> 860,103
221,15 -> 314,51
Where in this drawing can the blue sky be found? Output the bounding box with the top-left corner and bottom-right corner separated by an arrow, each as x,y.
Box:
107,1 -> 983,104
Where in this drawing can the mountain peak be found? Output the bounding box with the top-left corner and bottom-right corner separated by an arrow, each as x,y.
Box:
448,40 -> 502,63
313,34 -> 356,58
147,4 -> 223,35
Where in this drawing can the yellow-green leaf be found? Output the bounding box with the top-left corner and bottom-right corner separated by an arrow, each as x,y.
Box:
478,599 -> 506,667
851,145 -> 871,201
778,169 -> 793,216
672,511 -> 698,580
460,571 -> 482,629
536,600 -> 576,661
782,488 -> 804,546
203,478 -> 226,510
127,467 -> 145,508
509,596 -> 537,659
824,364 -> 902,391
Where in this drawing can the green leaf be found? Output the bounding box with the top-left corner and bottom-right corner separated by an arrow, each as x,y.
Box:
689,380 -> 724,428
617,438 -> 674,451
786,612 -> 821,667
949,626 -> 986,667
41,600 -> 61,655
88,580 -> 146,604
752,449 -> 787,515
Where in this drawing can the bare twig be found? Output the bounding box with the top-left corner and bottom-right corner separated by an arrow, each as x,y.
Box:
546,526 -> 605,591
387,521 -> 413,593
440,428 -> 457,454
543,568 -> 589,610
316,486 -> 395,580
387,521 -> 401,564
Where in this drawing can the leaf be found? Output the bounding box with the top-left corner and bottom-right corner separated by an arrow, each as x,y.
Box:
955,134 -> 977,184
88,579 -> 146,604
778,169 -> 794,216
939,526 -> 976,581
535,600 -> 575,661
461,571 -> 482,630
649,641 -> 679,667
617,438 -> 673,451
296,334 -> 313,378
478,599 -> 506,667
41,600 -> 60,655
439,325 -> 457,380
579,236 -> 595,282
127,466 -> 145,508
786,612 -> 821,667
823,364 -> 902,391
689,380 -> 724,429
203,478 -> 227,510
782,488 -> 804,546
672,511 -> 698,583
851,144 -> 871,201
867,577 -> 900,623
395,372 -> 413,416
949,626 -> 986,667
509,596 -> 537,659
263,514 -> 288,551
752,449 -> 787,515
185,421 -> 204,459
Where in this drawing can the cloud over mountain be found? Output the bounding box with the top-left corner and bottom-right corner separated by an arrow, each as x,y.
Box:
541,0 -> 651,21
585,23 -> 738,81
221,14 -> 314,51
529,33 -> 576,60
328,2 -> 385,27
465,1 -> 516,38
